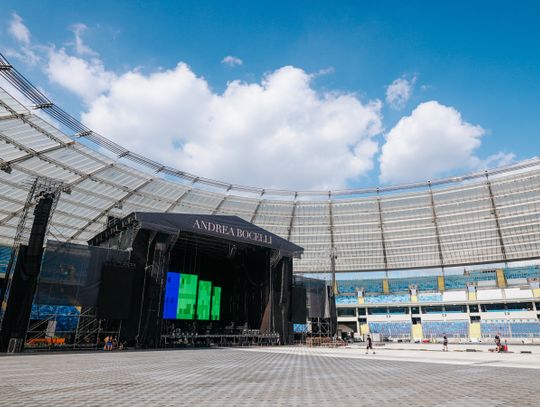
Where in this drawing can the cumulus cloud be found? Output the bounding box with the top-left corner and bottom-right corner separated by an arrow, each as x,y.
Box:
386,76 -> 416,110
379,101 -> 514,183
221,55 -> 243,67
82,65 -> 383,189
45,48 -> 116,103
8,13 -> 31,45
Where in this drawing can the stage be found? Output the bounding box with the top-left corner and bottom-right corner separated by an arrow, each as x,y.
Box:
89,212 -> 304,347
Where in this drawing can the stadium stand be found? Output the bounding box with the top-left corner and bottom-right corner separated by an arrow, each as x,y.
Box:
0,245 -> 11,275
481,322 -> 540,338
30,304 -> 80,332
504,266 -> 540,280
388,276 -> 438,292
418,293 -> 443,302
338,279 -> 383,294
422,321 -> 469,338
336,296 -> 357,305
336,265 -> 540,341
368,322 -> 412,338
364,294 -> 410,304
445,272 -> 497,289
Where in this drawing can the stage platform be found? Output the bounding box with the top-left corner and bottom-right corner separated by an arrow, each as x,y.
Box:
1,346 -> 539,406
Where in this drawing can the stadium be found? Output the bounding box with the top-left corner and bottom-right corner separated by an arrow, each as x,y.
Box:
1,19 -> 540,406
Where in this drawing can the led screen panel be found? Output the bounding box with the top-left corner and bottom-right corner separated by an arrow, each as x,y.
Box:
163,272 -> 180,319
197,280 -> 212,320
211,286 -> 221,321
163,272 -> 221,320
177,273 -> 198,319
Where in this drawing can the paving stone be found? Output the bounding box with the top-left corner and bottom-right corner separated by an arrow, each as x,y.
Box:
0,347 -> 538,406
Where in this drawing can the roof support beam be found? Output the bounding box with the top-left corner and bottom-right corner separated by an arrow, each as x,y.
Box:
428,182 -> 445,272
0,163 -> 114,229
328,193 -> 337,290
376,190 -> 389,274
0,112 -> 30,121
485,172 -> 508,262
212,186 -> 232,215
69,178 -> 154,241
0,141 -> 74,166
250,190 -> 266,223
287,193 -> 298,241
165,189 -> 192,213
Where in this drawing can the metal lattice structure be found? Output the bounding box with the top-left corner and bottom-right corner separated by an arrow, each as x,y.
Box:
1,53 -> 540,274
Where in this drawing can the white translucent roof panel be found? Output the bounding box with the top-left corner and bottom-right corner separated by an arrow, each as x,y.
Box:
1,83 -> 539,271
0,87 -> 29,115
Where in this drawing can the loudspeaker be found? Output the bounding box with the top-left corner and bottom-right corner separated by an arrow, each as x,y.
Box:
97,262 -> 136,320
291,286 -> 307,323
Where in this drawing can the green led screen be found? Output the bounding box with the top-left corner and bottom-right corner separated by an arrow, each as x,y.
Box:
197,280 -> 212,320
211,286 -> 221,321
163,273 -> 221,321
177,273 -> 198,319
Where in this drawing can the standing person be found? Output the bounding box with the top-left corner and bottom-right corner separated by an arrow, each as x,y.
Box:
443,334 -> 448,352
365,334 -> 375,354
103,336 -> 109,351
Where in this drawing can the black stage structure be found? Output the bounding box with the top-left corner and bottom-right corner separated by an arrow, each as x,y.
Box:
89,212 -> 304,347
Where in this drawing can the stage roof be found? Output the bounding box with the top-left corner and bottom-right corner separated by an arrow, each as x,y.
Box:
91,212 -> 304,258
0,53 -> 539,273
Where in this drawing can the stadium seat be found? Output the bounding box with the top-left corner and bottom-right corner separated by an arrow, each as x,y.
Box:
422,321 -> 468,338
368,322 -> 411,338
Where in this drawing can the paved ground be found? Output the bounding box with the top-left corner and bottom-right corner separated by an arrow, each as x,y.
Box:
1,346 -> 539,406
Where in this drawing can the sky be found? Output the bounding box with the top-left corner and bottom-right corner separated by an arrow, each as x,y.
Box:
1,1 -> 539,191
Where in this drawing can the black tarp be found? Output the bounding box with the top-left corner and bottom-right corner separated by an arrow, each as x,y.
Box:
90,212 -> 303,258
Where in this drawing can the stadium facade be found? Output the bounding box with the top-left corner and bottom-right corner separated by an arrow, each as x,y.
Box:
0,53 -> 540,344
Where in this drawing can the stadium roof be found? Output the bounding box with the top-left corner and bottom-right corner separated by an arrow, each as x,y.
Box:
1,53 -> 539,273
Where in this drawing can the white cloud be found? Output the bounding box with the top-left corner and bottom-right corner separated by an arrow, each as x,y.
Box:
6,13 -> 39,66
45,48 -> 116,103
82,65 -> 383,189
221,55 -> 243,67
8,13 -> 31,45
70,23 -> 98,57
386,76 -> 416,110
472,151 -> 515,171
379,100 -> 504,183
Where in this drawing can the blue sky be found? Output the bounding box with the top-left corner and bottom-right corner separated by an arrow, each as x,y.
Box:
1,1 -> 539,190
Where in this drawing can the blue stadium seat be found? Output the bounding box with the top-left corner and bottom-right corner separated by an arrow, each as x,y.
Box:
337,279 -> 383,294
30,304 -> 81,332
445,272 -> 497,289
418,293 -> 442,302
422,321 -> 468,338
481,322 -> 540,338
368,322 -> 411,337
0,245 -> 12,275
364,294 -> 410,304
504,266 -> 540,280
335,295 -> 357,304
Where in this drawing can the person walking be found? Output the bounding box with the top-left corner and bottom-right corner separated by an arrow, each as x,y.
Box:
365,334 -> 375,354
442,334 -> 448,352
